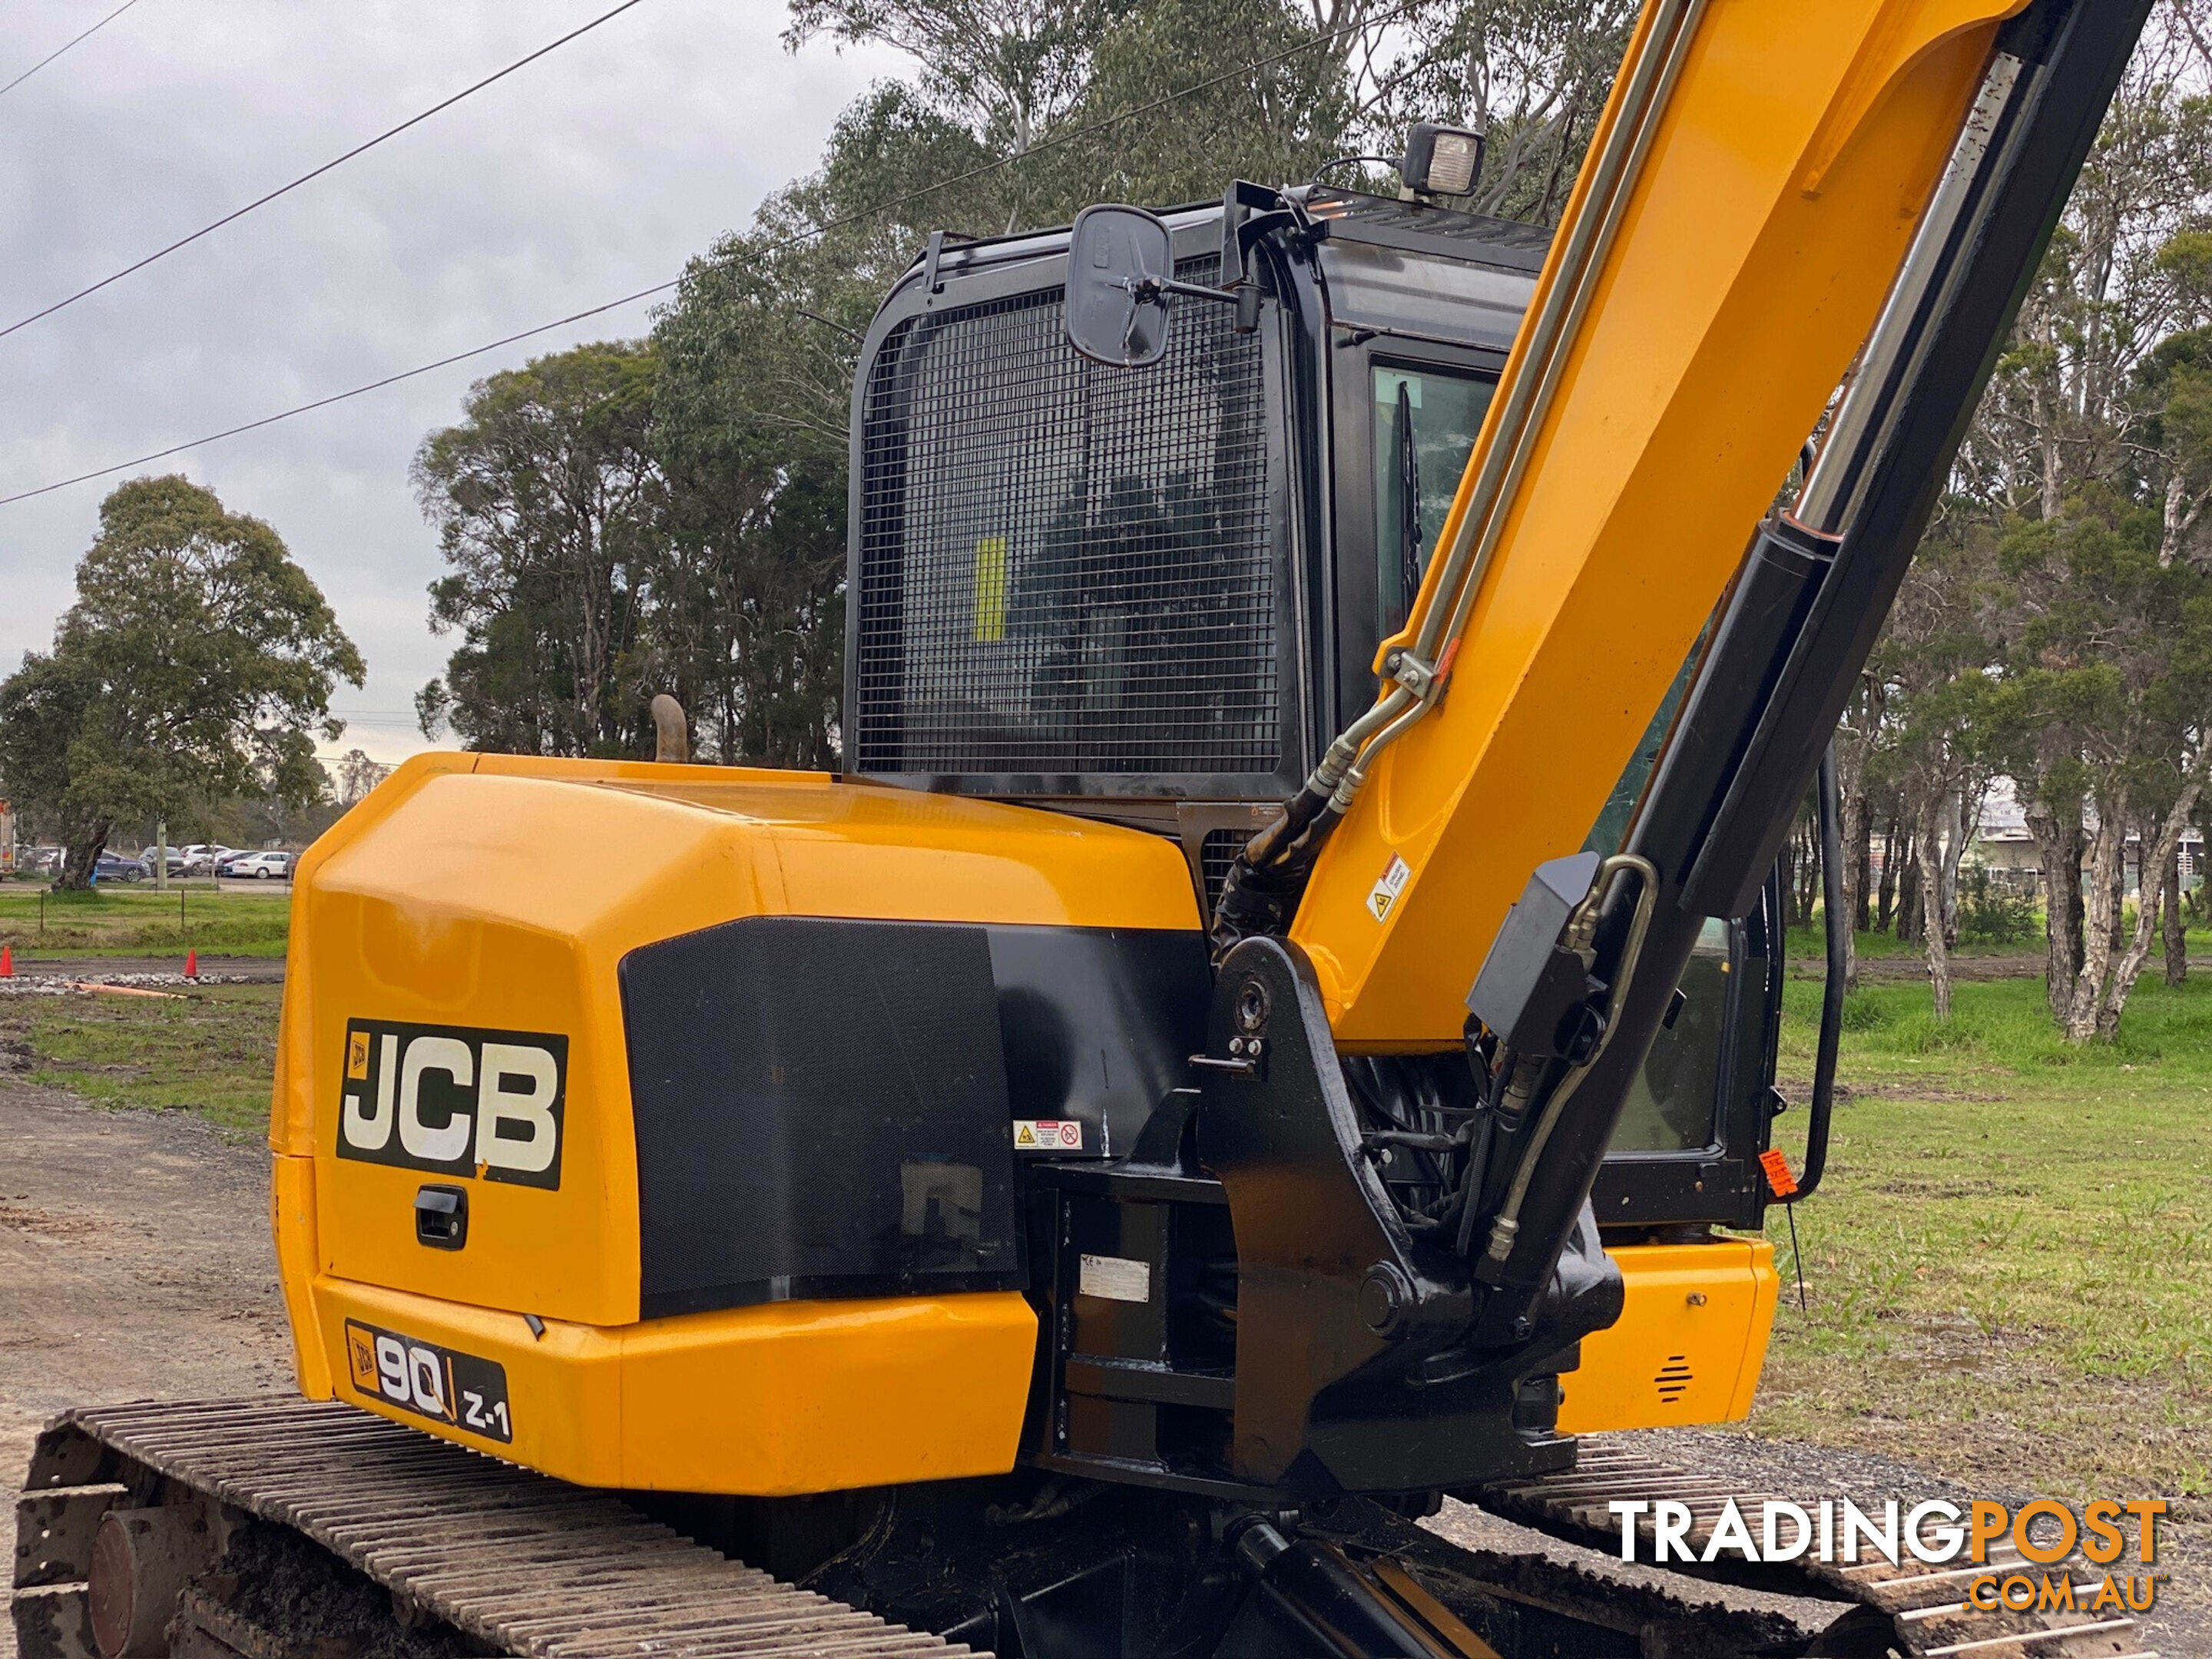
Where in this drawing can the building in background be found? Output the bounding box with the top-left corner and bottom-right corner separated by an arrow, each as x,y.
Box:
1969,779 -> 2200,896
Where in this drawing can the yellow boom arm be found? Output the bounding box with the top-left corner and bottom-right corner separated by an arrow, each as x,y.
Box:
1292,0 -> 2024,1048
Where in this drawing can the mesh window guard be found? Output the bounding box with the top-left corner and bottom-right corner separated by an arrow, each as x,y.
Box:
855,257 -> 1279,779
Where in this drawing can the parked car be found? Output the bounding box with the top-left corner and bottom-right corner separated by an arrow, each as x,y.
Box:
140,849 -> 187,878
91,851 -> 144,883
220,850 -> 293,880
176,843 -> 236,875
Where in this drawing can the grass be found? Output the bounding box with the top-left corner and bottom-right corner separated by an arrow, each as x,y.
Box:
1786,922 -> 2032,959
1784,915 -> 2212,963
0,884 -> 292,956
0,982 -> 283,1139
1753,969 -> 2212,1506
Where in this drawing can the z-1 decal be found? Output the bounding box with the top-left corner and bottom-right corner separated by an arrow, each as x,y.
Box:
338,1018 -> 568,1189
344,1317 -> 513,1442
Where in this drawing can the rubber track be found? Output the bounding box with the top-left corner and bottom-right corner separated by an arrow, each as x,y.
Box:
1476,1445 -> 2153,1658
13,1397 -> 981,1658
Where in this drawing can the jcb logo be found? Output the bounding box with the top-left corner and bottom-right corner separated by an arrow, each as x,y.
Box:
338,1018 -> 568,1190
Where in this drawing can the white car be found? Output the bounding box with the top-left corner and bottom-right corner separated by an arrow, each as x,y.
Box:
220,850 -> 293,881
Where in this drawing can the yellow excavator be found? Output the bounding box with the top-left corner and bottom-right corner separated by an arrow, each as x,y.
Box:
12,2 -> 2157,1655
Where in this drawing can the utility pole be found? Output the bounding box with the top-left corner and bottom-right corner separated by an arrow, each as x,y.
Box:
154,818 -> 169,892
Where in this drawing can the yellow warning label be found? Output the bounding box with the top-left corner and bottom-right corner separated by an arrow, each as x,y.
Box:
1013,1119 -> 1081,1151
974,536 -> 1008,642
1366,853 -> 1412,922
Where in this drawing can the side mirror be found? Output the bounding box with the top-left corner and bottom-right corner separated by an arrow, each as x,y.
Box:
1065,204 -> 1175,368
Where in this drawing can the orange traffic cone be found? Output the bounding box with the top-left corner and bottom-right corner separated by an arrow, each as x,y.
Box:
184,947 -> 198,980
1,944 -> 12,977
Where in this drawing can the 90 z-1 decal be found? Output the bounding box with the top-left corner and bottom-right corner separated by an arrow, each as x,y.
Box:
338,1019 -> 568,1189
344,1318 -> 513,1442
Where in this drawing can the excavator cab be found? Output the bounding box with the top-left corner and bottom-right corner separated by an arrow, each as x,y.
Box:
849,184 -> 1790,1353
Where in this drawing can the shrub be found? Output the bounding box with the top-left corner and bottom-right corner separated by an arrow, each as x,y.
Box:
1958,866 -> 2036,945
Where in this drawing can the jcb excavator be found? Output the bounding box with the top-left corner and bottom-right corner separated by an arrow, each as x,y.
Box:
13,2 -> 2157,1656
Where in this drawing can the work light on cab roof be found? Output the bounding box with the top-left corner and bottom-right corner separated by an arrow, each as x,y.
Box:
1400,121 -> 1486,198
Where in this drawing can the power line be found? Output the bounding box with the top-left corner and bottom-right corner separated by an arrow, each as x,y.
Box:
0,282 -> 675,507
0,0 -> 651,346
0,0 -> 146,102
0,1 -> 1409,508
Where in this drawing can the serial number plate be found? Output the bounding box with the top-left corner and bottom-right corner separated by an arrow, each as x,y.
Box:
344,1318 -> 513,1443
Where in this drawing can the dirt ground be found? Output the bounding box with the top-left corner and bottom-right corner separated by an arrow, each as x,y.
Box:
0,1078 -> 291,1659
1,1075 -> 2197,1656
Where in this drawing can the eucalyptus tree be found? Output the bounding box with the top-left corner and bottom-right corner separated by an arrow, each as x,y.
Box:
0,478 -> 360,888
412,342 -> 659,757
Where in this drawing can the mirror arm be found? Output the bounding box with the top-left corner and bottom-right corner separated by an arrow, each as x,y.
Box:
1141,276 -> 1242,305
1134,273 -> 1270,335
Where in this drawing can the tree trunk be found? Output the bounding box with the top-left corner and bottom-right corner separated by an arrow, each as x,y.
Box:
2024,797 -> 2085,1021
2111,844 -> 2128,953
1896,837 -> 1920,940
2097,779 -> 2210,1038
1853,806 -> 1873,932
1797,820 -> 1820,929
58,821 -> 113,892
1938,788 -> 1969,949
1839,783 -> 1867,992
1916,822 -> 1954,1020
2163,842 -> 2186,986
1876,817 -> 1902,932
2066,813 -> 2126,1042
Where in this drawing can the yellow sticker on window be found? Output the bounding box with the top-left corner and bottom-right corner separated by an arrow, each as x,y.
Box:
974,536 -> 1007,642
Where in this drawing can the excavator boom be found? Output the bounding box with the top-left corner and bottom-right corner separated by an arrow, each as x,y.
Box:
1291,0 -> 2031,1045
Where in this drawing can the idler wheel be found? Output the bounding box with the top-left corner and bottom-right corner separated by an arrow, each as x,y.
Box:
87,1507 -> 214,1658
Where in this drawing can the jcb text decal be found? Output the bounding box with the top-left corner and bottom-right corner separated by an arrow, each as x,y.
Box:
338,1018 -> 568,1190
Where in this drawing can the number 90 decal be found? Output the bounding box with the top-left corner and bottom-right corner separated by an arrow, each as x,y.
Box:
344,1318 -> 512,1443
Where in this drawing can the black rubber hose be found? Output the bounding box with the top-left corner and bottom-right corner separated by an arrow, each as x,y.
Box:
1799,743 -> 1846,1200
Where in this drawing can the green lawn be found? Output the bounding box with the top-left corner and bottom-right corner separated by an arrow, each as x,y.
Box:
1783,916 -> 2212,962
0,981 -> 284,1138
1755,971 -> 2212,1502
0,884 -> 291,956
1785,922 -> 2032,959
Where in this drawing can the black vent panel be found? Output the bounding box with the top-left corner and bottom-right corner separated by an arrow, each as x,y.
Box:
1200,828 -> 1245,918
855,257 -> 1279,780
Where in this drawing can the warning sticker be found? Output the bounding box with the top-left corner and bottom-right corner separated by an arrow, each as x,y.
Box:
1078,1253 -> 1151,1303
1366,853 -> 1412,922
1014,1119 -> 1084,1152
1758,1147 -> 1799,1200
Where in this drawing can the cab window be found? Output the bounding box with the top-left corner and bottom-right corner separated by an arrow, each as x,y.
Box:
1371,366 -> 1495,633
1609,916 -> 1730,1154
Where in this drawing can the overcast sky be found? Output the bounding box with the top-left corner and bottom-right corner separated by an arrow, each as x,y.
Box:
0,0 -> 908,764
